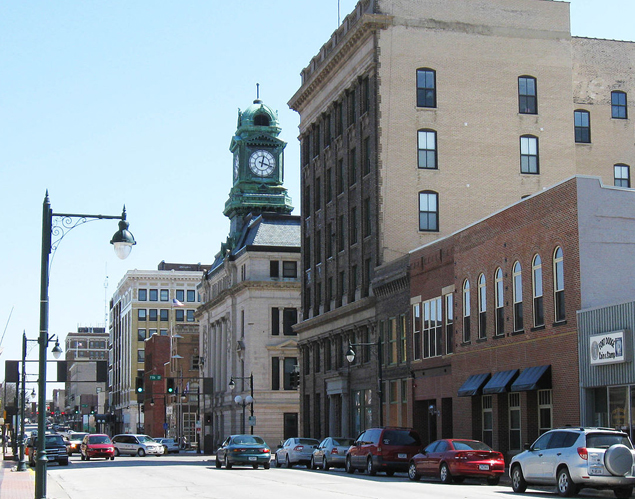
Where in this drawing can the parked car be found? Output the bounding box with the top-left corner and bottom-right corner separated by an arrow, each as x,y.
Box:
215,434 -> 271,469
80,434 -> 115,461
408,438 -> 504,485
275,438 -> 320,468
311,437 -> 355,470
26,434 -> 69,467
510,427 -> 635,498
154,438 -> 180,454
345,427 -> 421,476
65,432 -> 88,455
111,434 -> 164,457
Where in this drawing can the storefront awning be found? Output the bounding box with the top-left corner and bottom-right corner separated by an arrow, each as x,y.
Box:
510,365 -> 551,392
457,372 -> 491,397
482,369 -> 520,394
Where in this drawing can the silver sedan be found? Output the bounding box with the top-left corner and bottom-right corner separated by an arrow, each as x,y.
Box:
275,438 -> 320,468
311,437 -> 355,470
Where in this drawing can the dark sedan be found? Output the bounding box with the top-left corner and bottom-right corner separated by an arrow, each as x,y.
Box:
408,438 -> 505,485
215,434 -> 271,470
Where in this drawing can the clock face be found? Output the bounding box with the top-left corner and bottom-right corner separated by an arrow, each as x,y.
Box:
234,154 -> 240,180
249,150 -> 276,177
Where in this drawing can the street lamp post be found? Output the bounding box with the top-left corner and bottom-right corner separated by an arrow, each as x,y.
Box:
36,192 -> 135,499
346,338 -> 384,427
229,374 -> 254,435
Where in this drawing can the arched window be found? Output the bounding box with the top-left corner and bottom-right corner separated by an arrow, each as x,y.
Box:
478,274 -> 487,339
463,280 -> 471,343
532,254 -> 544,327
574,110 -> 591,143
553,247 -> 565,322
512,262 -> 524,332
518,76 -> 537,114
419,191 -> 439,232
254,113 -> 270,126
495,268 -> 504,336
416,68 -> 436,108
417,129 -> 437,169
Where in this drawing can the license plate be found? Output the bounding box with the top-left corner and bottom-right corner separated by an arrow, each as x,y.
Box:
589,467 -> 603,475
249,456 -> 257,461
398,453 -> 407,459
479,464 -> 490,470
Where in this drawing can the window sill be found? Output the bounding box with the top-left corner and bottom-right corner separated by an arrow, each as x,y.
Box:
476,338 -> 487,343
552,320 -> 567,327
460,341 -> 471,347
510,330 -> 525,336
530,325 -> 546,332
492,334 -> 505,340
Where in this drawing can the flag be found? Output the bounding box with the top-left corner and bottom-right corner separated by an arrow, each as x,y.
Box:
172,298 -> 185,307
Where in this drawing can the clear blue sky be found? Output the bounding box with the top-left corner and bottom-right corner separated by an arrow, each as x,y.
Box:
1,0 -> 633,396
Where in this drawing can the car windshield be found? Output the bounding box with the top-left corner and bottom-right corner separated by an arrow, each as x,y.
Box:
298,439 -> 319,446
382,430 -> 421,446
88,436 -> 111,444
233,436 -> 265,445
452,440 -> 492,451
45,435 -> 65,445
70,433 -> 88,441
333,438 -> 355,446
586,433 -> 633,449
137,436 -> 156,443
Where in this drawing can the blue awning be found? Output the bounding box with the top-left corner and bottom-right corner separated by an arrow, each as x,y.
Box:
482,369 -> 520,394
457,373 -> 491,397
510,365 -> 551,392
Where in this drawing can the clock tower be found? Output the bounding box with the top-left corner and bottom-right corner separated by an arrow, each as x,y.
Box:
224,98 -> 294,239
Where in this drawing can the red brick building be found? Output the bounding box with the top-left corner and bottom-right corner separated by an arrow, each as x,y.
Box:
409,176 -> 635,460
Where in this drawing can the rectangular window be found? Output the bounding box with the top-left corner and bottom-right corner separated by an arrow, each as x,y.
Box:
283,357 -> 297,390
186,310 -> 195,322
533,257 -> 544,327
350,207 -> 357,245
495,269 -> 505,336
400,314 -> 407,363
574,110 -> 591,143
338,271 -> 345,305
520,136 -> 539,174
315,230 -> 322,263
423,298 -> 443,358
445,293 -> 454,354
363,258 -> 371,298
363,197 -> 371,237
412,304 -> 421,361
149,289 -> 158,301
325,113 -> 331,147
349,88 -> 356,125
175,309 -> 184,322
149,309 -> 158,321
612,91 -> 628,119
362,76 -> 370,114
416,69 -> 436,108
160,309 -> 169,322
160,289 -> 169,302
149,329 -> 157,337
349,147 -> 357,186
283,308 -> 298,336
313,123 -> 320,157
314,344 -> 321,373
315,177 -> 322,211
509,392 -> 521,451
160,329 -> 168,336
338,215 -> 345,252
554,248 -> 565,322
138,329 -> 146,341
327,223 -> 333,258
350,265 -> 357,302
538,389 -> 553,434
337,159 -> 344,194
615,164 -> 631,188
325,339 -> 332,371
478,276 -> 486,340
137,350 -> 145,363
336,101 -> 343,137
282,261 -> 297,278
272,357 -> 280,390
138,309 -> 147,321
419,192 -> 439,231
482,395 -> 493,447
270,260 -> 279,278
363,137 -> 371,176
513,263 -> 524,331
187,290 -> 196,302
326,168 -> 333,202
271,307 -> 280,335
176,290 -> 185,302
417,130 -> 437,169
138,289 -> 147,301
463,282 -> 471,343
518,76 -> 537,114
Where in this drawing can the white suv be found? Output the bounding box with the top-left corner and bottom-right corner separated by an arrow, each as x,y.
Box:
510,427 -> 635,498
111,434 -> 164,457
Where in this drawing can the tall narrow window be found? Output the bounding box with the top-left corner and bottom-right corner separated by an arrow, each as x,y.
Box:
349,147 -> 357,186
338,215 -> 345,252
509,392 -> 521,451
363,197 -> 371,237
363,136 -> 371,176
349,88 -> 356,125
532,254 -> 544,327
337,159 -> 344,194
413,303 -> 422,360
495,268 -> 504,336
614,164 -> 631,188
416,68 -> 436,108
513,262 -> 524,332
612,91 -> 628,119
518,76 -> 537,114
271,357 -> 280,390
324,113 -> 331,147
478,274 -> 486,339
553,247 -> 565,322
482,395 -> 493,447
538,389 -> 553,434
350,207 -> 357,245
417,130 -> 437,169
520,136 -> 539,174
574,110 -> 591,143
326,168 -> 333,202
445,293 -> 454,354
463,280 -> 471,343
419,191 -> 439,232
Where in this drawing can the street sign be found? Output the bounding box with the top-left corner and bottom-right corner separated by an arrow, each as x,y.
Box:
81,404 -> 88,408
163,423 -> 168,430
248,416 -> 256,426
149,375 -> 162,380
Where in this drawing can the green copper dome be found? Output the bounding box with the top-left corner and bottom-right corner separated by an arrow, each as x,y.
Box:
237,99 -> 281,134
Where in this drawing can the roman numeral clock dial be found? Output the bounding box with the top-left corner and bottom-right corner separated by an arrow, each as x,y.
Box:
249,150 -> 276,177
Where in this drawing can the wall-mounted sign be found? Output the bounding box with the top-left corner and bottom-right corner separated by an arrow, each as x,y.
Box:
590,330 -> 632,366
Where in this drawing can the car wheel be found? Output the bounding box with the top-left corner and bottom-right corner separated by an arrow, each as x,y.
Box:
487,476 -> 501,486
366,457 -> 377,476
285,455 -> 292,469
614,487 -> 633,499
440,463 -> 453,484
137,448 -> 146,457
322,456 -> 329,471
264,462 -> 270,470
310,456 -> 317,470
215,456 -> 222,469
511,465 -> 527,493
557,468 -> 576,497
408,461 -> 421,481
225,455 -> 232,469
253,464 -> 258,470
163,446 -> 169,455
345,456 -> 355,474
115,448 -> 120,457
60,459 -> 69,466
110,456 -> 115,461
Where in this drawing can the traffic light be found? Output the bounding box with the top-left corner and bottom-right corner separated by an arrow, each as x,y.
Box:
74,406 -> 79,414
141,404 -> 145,413
135,376 -> 144,394
166,378 -> 175,394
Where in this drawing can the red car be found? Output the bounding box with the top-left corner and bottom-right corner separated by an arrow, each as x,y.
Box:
80,434 -> 116,461
408,438 -> 504,485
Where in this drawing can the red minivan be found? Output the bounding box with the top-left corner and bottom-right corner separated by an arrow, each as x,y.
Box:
345,427 -> 421,476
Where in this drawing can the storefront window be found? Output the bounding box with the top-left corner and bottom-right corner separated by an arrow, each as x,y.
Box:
609,386 -> 629,434
592,387 -> 608,427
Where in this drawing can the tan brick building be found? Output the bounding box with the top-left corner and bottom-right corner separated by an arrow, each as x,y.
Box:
289,0 -> 635,441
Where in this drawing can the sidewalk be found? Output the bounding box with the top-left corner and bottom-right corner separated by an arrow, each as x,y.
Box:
0,453 -> 34,499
